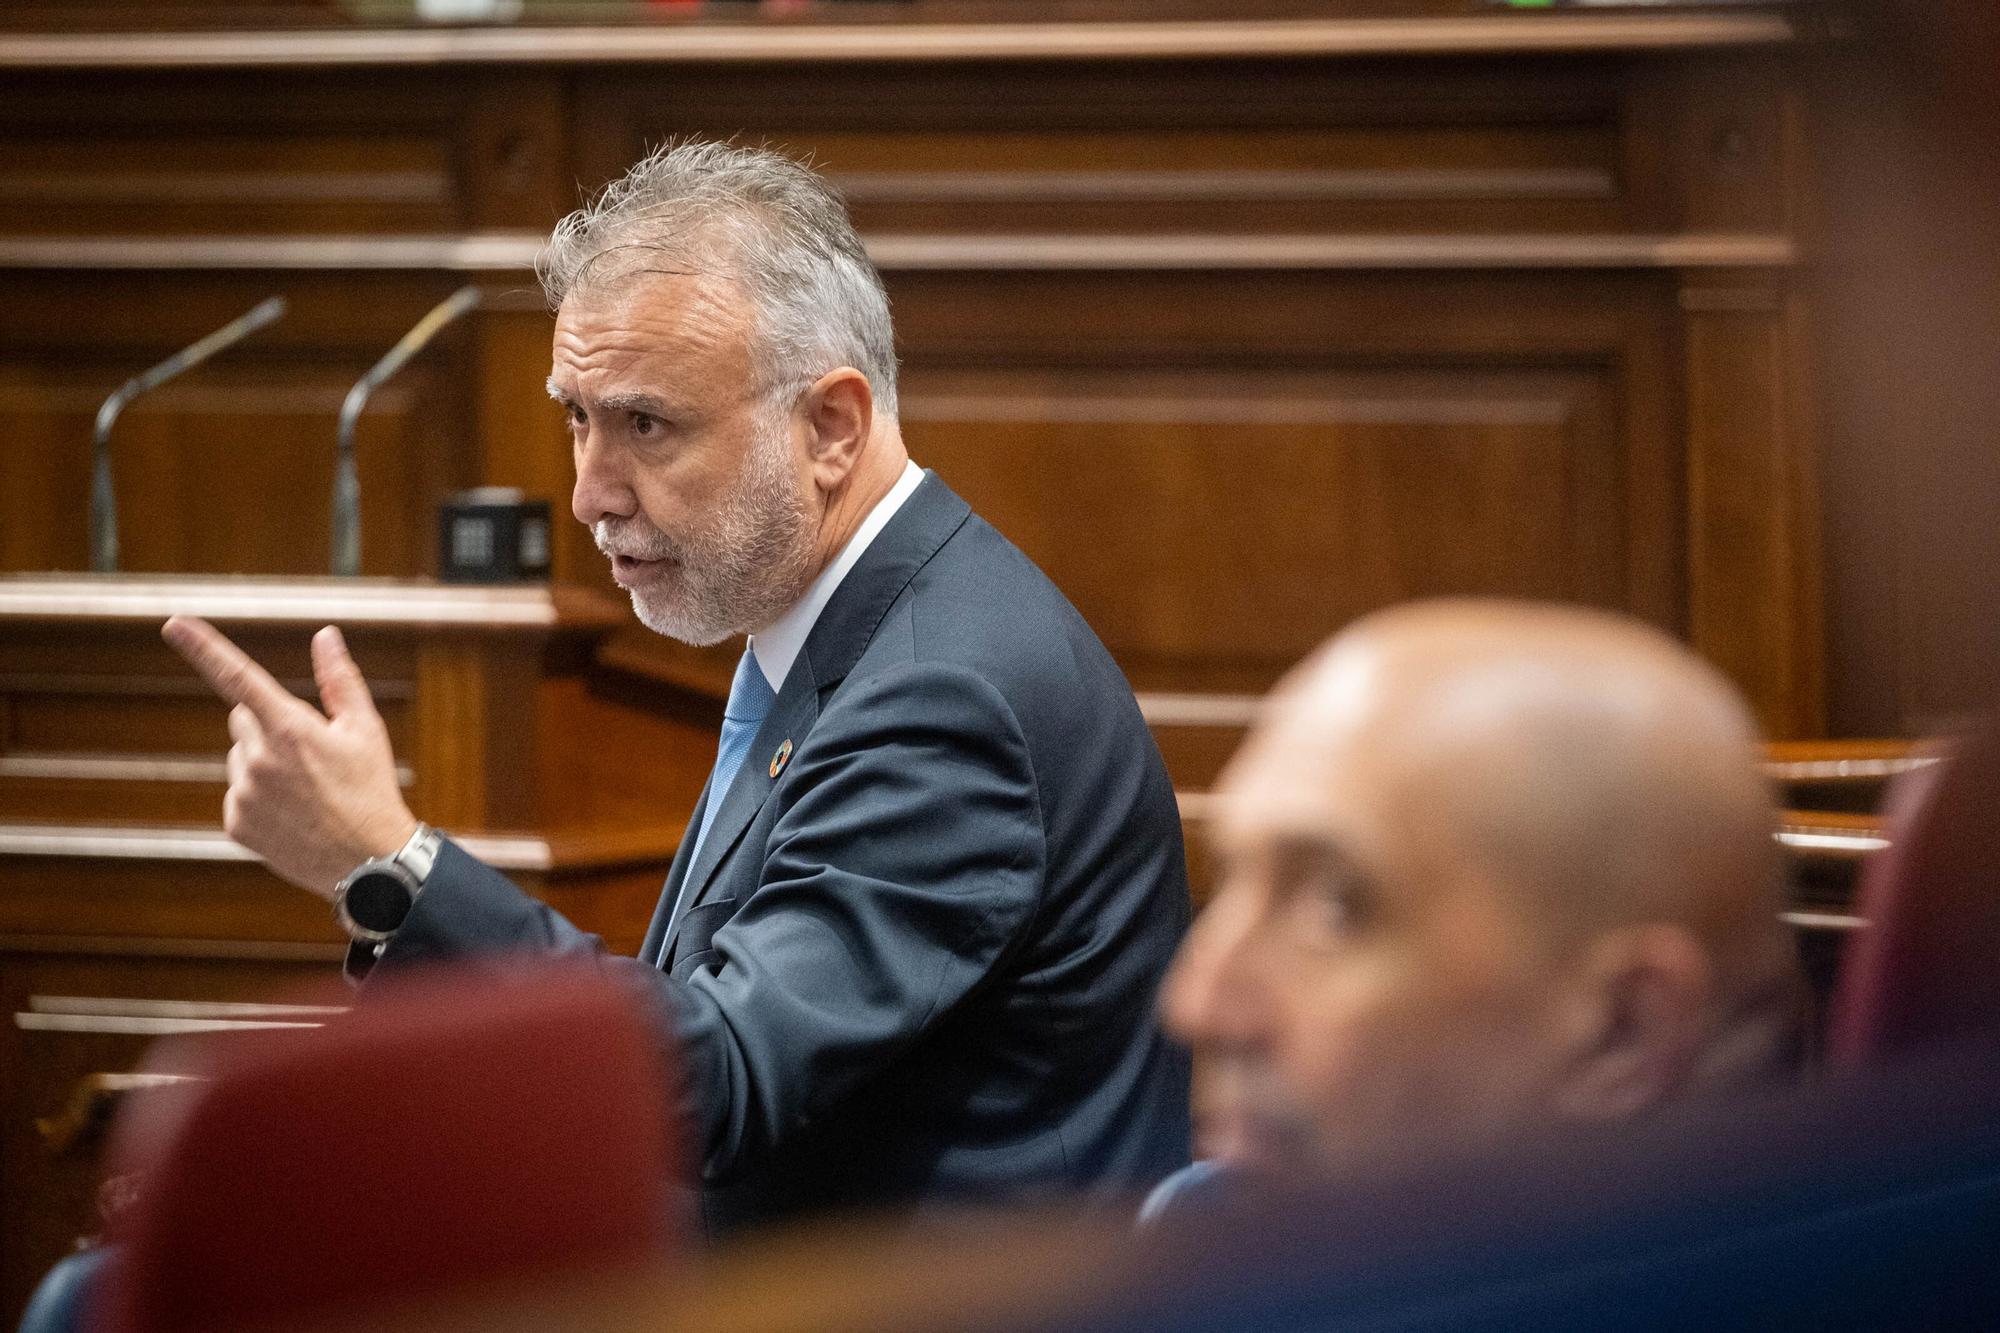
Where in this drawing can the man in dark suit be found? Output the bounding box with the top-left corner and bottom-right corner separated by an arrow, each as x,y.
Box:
161,141 -> 1191,1235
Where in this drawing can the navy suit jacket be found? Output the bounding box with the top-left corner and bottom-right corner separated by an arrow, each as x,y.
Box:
377,474 -> 1192,1235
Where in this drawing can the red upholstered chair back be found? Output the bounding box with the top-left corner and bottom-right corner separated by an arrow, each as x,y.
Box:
1826,714 -> 2000,1068
96,964 -> 683,1333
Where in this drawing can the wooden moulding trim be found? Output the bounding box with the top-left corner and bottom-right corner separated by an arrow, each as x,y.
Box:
1183,792 -> 1889,856
834,167 -> 1621,206
0,824 -> 259,862
29,994 -> 347,1019
16,1012 -> 324,1035
0,232 -> 1797,274
0,15 -> 1798,71
868,233 -> 1799,271
1762,739 -> 1931,784
1775,812 -> 1890,858
0,822 -> 680,872
0,232 -> 547,272
0,933 -> 347,961
1779,909 -> 1864,934
1137,692 -> 1264,728
1151,699 -> 1920,785
19,995 -> 343,1035
0,752 -> 414,788
0,573 -> 627,630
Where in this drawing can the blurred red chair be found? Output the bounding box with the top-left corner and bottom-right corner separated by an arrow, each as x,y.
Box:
94,964 -> 685,1333
1826,713 -> 2000,1067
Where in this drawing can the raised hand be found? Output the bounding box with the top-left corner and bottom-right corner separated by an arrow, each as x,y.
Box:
162,616 -> 417,900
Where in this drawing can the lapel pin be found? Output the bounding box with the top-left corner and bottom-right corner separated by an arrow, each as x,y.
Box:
769,738 -> 793,779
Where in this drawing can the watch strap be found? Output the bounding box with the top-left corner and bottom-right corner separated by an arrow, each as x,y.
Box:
391,821 -> 440,885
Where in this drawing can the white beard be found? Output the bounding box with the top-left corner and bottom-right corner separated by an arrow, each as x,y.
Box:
595,409 -> 817,647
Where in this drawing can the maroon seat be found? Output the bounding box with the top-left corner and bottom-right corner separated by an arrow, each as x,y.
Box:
1826,713 -> 2000,1067
96,964 -> 684,1333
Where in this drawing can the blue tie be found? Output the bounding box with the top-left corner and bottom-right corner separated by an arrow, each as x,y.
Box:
660,645 -> 776,959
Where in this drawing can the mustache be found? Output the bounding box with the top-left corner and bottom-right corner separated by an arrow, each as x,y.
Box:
594,518 -> 679,561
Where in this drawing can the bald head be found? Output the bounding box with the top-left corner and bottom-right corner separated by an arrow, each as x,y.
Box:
1268,601 -> 1785,980
1165,601 -> 1803,1177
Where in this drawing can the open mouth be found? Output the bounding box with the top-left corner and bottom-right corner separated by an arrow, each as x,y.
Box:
610,553 -> 671,583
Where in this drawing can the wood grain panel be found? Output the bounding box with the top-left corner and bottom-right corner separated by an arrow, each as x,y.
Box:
1808,10 -> 2000,737
0,12 -> 1802,65
572,58 -> 1632,238
469,301 -> 593,586
0,67 -> 568,236
795,125 -> 1618,237
0,619 -> 417,824
0,130 -> 454,235
1683,282 -> 1823,738
0,274 -> 484,579
910,365 -> 1622,692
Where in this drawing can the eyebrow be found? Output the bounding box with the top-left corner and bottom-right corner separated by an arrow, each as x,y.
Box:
544,379 -> 672,418
1248,831 -> 1377,891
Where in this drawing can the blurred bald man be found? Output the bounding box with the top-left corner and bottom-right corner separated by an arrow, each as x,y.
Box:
1161,600 -> 1806,1188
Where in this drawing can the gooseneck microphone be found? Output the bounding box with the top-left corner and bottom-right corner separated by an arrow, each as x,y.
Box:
89,295 -> 289,573
332,285 -> 482,577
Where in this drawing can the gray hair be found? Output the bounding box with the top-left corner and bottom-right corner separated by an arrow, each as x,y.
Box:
537,140 -> 899,418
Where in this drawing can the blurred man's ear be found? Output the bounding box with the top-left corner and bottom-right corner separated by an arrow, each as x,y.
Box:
800,367 -> 874,490
1549,924 -> 1714,1121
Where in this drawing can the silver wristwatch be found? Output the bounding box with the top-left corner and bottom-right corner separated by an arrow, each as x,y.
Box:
332,822 -> 441,945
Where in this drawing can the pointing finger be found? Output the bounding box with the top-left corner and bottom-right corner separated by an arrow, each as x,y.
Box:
162,616 -> 304,726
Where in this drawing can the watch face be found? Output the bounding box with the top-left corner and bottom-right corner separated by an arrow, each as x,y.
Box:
343,870 -> 414,934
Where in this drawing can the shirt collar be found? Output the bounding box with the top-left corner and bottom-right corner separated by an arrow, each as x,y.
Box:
750,459 -> 924,694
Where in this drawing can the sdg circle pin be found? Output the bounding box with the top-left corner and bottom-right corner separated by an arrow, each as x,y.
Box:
769,738 -> 794,779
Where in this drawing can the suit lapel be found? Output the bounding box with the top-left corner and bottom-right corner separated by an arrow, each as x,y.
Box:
639,776 -> 714,967
657,473 -> 975,963
670,663 -> 822,932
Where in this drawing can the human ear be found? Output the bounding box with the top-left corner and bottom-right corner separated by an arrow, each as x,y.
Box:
1549,925 -> 1713,1121
799,368 -> 874,491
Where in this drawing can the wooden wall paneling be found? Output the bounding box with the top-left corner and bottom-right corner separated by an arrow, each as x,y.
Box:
0,65 -> 578,238
887,266 -> 1685,697
1806,23 -> 2000,737
467,293 -> 606,590
1622,48 -> 1823,736
911,362 -> 1625,692
1681,277 -> 1824,739
0,853 -> 344,944
0,270 -> 482,578
409,630 -> 541,832
568,57 -> 1635,239
0,619 -> 417,826
459,71 -> 572,232
1665,54 -> 1796,237
532,666 -> 717,841
0,69 -> 471,237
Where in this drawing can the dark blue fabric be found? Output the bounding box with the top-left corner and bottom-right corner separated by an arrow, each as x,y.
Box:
379,474 -> 1192,1236
1019,1044 -> 2000,1333
16,1246 -> 107,1333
